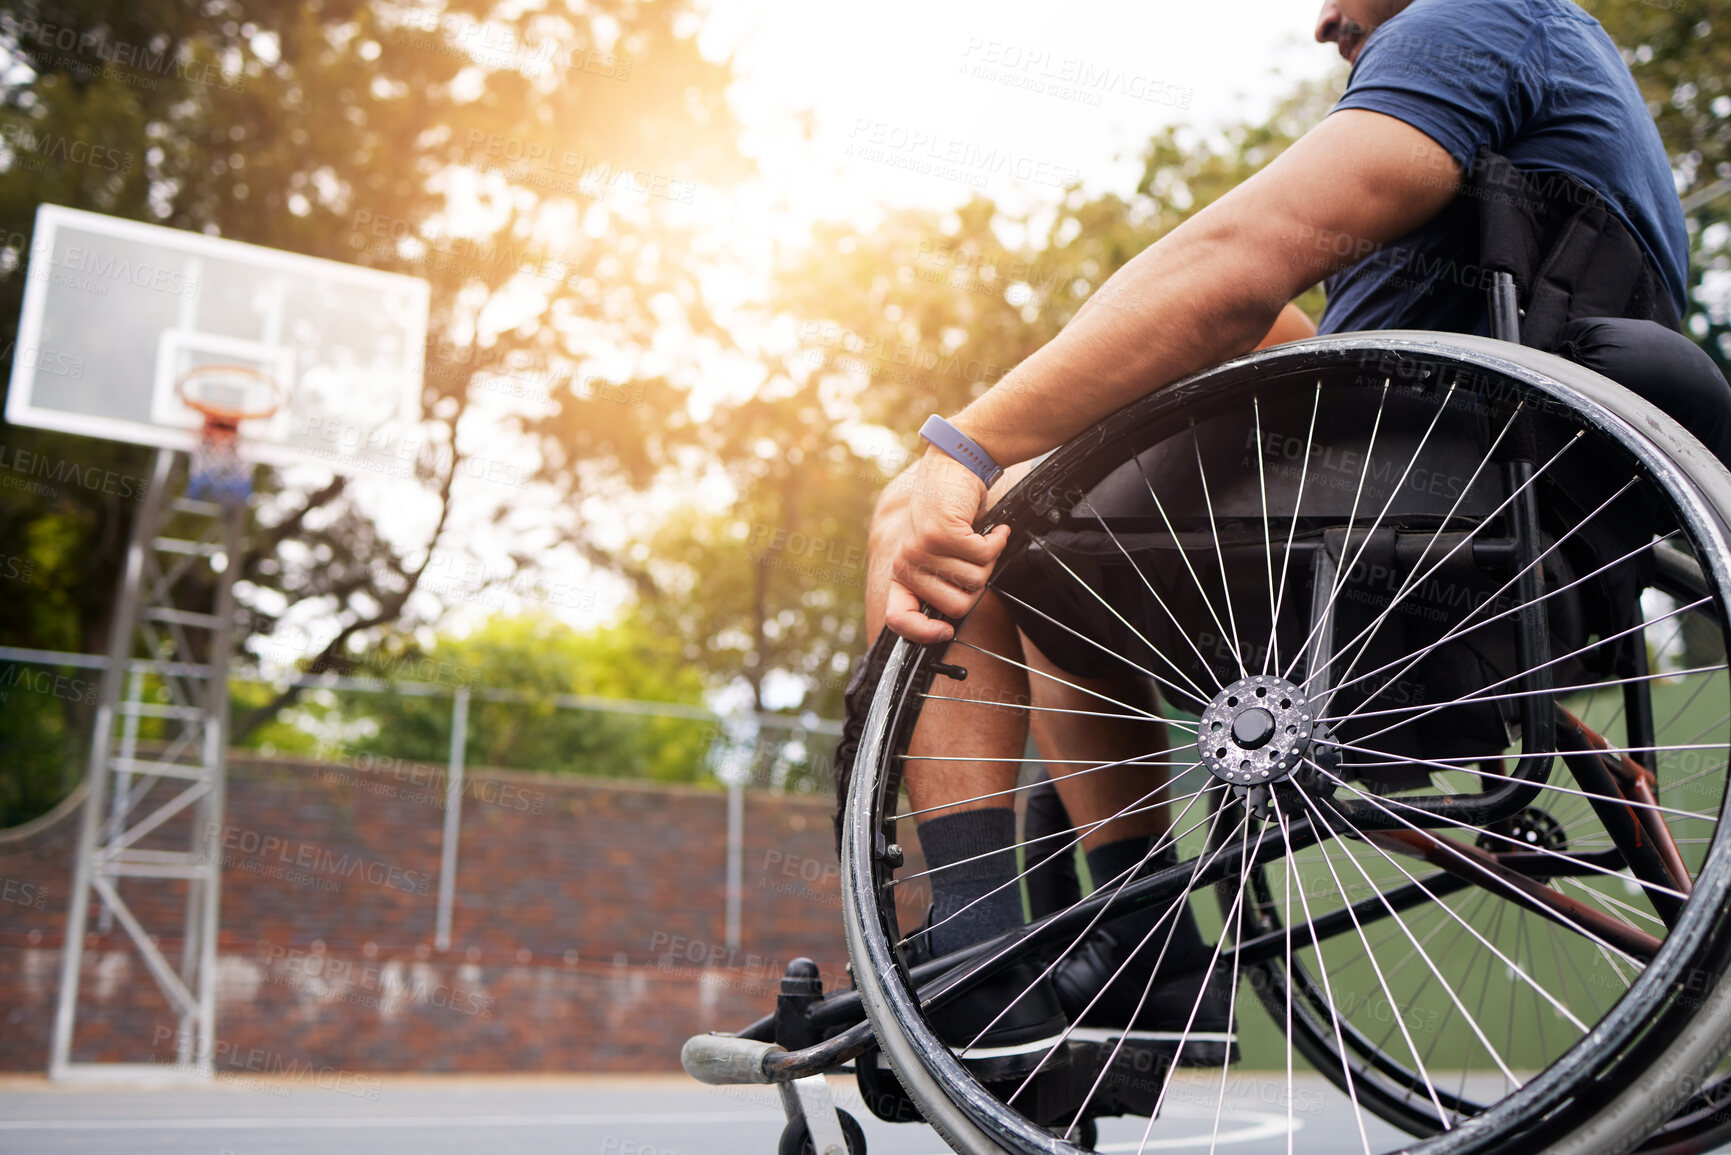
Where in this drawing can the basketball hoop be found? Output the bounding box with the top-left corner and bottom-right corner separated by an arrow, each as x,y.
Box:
176,364 -> 285,504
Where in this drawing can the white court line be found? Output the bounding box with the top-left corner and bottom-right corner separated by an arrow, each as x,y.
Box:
0,1110 -> 785,1130
912,1104 -> 1300,1153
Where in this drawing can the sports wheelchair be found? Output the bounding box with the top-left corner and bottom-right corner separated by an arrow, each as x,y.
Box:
684,168 -> 1731,1155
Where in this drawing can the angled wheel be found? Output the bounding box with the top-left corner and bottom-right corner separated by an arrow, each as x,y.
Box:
841,333 -> 1731,1155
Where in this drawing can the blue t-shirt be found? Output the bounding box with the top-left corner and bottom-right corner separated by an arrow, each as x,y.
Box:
1317,0 -> 1688,336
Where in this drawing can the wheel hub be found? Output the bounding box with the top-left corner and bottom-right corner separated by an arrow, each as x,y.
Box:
1197,675 -> 1316,786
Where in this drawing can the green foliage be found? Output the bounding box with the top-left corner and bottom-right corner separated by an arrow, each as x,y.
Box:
0,660 -> 85,826
1587,0 -> 1731,367
4,0 -> 1727,825
274,614 -> 717,783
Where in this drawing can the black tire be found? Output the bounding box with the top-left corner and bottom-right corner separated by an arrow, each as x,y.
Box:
777,1107 -> 867,1155
842,333 -> 1731,1155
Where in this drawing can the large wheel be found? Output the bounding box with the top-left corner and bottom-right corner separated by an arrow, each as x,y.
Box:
842,333 -> 1731,1155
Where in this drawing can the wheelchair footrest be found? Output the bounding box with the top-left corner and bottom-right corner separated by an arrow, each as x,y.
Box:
855,1035 -> 1237,1129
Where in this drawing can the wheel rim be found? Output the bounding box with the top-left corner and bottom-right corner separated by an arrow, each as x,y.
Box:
841,334 -> 1731,1155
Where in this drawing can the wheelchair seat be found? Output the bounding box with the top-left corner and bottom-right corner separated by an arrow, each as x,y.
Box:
1557,315 -> 1731,466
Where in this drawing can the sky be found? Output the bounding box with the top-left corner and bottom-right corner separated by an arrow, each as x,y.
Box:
697,0 -> 1343,227
668,0 -> 1348,437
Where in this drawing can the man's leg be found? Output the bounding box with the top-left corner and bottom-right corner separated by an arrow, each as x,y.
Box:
1022,636 -> 1170,854
866,469 -> 1031,956
1018,620 -> 1218,1032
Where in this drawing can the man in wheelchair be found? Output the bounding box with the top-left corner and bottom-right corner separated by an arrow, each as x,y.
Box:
685,0 -> 1731,1150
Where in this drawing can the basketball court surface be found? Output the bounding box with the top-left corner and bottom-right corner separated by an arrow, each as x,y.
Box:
0,1072 -> 1419,1154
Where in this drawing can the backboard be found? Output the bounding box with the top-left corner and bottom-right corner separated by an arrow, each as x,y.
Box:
6,204 -> 429,474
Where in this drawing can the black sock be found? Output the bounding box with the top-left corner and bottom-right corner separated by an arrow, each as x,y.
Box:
918,808 -> 1023,957
1085,835 -> 1205,958
1023,776 -> 1082,920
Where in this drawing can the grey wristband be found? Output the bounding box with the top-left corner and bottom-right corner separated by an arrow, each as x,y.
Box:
919,414 -> 1003,488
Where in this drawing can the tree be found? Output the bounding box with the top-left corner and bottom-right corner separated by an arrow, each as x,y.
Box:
1586,0 -> 1731,370
263,613 -> 716,782
0,0 -> 746,817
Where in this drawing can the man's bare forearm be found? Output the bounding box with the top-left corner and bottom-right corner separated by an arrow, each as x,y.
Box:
949,213 -> 1291,466
942,110 -> 1463,467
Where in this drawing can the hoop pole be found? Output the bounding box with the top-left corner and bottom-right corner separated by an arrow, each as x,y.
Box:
50,448 -> 176,1077
434,687 -> 470,953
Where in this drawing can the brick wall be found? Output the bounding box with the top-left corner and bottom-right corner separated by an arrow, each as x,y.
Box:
0,754 -> 928,1073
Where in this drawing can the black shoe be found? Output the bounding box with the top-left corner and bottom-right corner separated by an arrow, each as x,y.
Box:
905,908 -> 1071,1082
929,957 -> 1072,1082
1051,897 -> 1237,1066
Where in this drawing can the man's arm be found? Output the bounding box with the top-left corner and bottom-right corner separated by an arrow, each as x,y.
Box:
886,110 -> 1462,642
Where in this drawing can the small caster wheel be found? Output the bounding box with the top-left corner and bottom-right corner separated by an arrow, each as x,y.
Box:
778,1107 -> 867,1155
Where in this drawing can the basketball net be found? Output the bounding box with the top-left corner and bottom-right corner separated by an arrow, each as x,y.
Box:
177,366 -> 283,505
189,418 -> 252,504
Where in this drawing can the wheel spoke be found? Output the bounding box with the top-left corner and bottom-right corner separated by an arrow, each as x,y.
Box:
949,636 -> 1183,724
1311,762 -> 1653,975
1054,806 -> 1253,1130
894,745 -> 1199,822
923,796 -> 1224,967
1267,382 -> 1325,680
919,691 -> 1186,725
1588,608 -> 1691,742
1335,594 -> 1713,747
1265,791 -> 1375,1155
1285,381 -> 1459,697
896,779 -> 1216,902
1191,419 -> 1251,681
1323,487 -> 1658,713
1069,498 -> 1223,701
1130,808 -> 1266,1152
1322,662 -> 1727,726
895,783 -> 1213,891
970,798 -> 1233,1084
1282,794 -> 1296,1155
1558,875 -> 1667,929
1285,399 -> 1536,698
1316,747 -> 1697,903
1301,788 -> 1560,1062
1008,551 -> 1216,710
1324,738 -> 1719,828
1209,803 -> 1258,1153
1280,380 -> 1393,687
1129,452 -> 1247,681
1254,396 -> 1280,677
1301,796 -> 1454,1126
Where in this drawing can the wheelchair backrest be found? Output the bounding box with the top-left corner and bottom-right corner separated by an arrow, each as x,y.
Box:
1471,149 -> 1681,351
